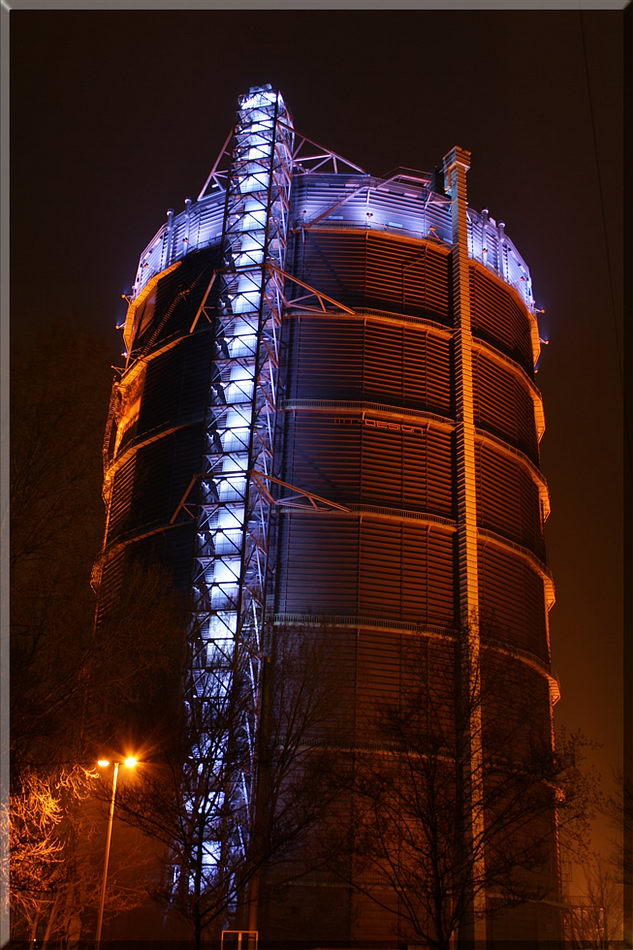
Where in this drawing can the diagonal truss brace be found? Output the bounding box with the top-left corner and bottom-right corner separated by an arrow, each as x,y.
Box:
267,263 -> 356,316
278,122 -> 366,176
196,130 -> 233,200
189,271 -> 218,333
197,122 -> 367,202
170,470 -> 349,525
249,471 -> 350,513
296,172 -> 410,231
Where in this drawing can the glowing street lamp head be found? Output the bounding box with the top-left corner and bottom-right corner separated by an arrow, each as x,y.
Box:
97,756 -> 139,768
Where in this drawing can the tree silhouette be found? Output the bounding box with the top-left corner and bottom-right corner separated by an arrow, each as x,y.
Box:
111,626 -> 338,950
328,636 -> 596,950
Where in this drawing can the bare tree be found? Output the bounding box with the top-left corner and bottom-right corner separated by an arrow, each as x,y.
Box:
10,323 -> 197,946
10,323 -> 113,777
604,772 -> 633,948
565,853 -> 623,948
5,765 -> 153,945
111,625 -> 337,950
607,773 -> 633,887
328,637 -> 597,950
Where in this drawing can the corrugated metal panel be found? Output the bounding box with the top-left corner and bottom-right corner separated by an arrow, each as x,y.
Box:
132,196 -> 224,298
290,319 -> 364,402
131,526 -> 196,593
361,423 -> 454,516
476,442 -> 544,559
479,544 -> 548,659
283,413 -> 362,504
137,333 -> 213,437
481,651 -> 551,755
470,266 -> 534,373
293,229 -> 450,322
96,547 -> 126,622
473,351 -> 538,461
358,516 -> 455,626
127,425 -> 205,535
355,631 -> 458,742
276,514 -> 456,628
398,636 -> 457,744
290,173 -> 453,246
295,229 -> 365,305
276,514 -> 360,615
130,248 -> 219,353
105,425 -> 205,549
289,316 -> 452,416
366,234 -> 450,320
355,628 -> 402,724
283,413 -> 453,517
106,454 -> 136,545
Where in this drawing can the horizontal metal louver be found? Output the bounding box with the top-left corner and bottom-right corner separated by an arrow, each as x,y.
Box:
130,248 -> 219,353
476,442 -> 544,559
473,352 -> 538,461
481,651 -> 551,755
283,414 -> 454,517
108,425 -> 205,543
289,316 -> 452,416
137,333 -> 212,438
478,543 -> 548,660
293,229 -> 450,322
95,547 -> 127,622
276,513 -> 456,627
469,265 -> 534,373
106,454 -> 137,545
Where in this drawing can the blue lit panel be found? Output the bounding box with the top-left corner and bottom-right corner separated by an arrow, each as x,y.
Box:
130,165 -> 534,315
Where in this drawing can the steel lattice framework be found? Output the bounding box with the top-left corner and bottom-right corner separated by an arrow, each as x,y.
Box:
184,85 -> 294,884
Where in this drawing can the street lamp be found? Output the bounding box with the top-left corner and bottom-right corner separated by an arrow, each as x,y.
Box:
95,756 -> 138,948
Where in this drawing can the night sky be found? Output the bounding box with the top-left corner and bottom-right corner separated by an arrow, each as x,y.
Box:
10,9 -> 625,867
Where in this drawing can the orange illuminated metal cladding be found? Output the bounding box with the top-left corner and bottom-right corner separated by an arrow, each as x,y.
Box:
122,261 -> 182,353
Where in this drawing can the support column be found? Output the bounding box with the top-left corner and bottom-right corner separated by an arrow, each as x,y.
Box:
442,146 -> 486,949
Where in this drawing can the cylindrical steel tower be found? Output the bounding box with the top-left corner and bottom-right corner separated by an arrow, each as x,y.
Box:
96,85 -> 560,946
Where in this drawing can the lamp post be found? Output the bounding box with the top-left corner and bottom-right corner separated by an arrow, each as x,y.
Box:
95,757 -> 138,949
